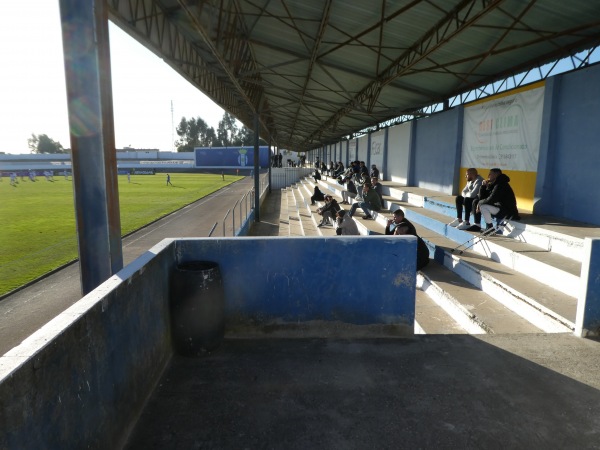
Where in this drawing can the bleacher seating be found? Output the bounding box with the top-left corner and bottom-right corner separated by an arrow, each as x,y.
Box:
278,175 -> 600,335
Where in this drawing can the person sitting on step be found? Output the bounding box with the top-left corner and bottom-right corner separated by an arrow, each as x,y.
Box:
317,195 -> 341,227
340,175 -> 358,205
394,224 -> 430,271
475,168 -> 520,234
371,176 -> 384,207
385,208 -> 417,236
348,183 -> 382,220
335,209 -> 360,235
448,168 -> 484,230
312,169 -> 321,183
310,186 -> 325,205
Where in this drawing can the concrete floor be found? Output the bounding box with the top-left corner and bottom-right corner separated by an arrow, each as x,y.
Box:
125,334 -> 600,450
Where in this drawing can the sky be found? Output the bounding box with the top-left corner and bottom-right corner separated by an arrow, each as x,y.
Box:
0,0 -> 225,155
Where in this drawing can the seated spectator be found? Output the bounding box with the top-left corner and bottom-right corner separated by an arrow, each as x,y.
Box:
311,186 -> 325,205
336,167 -> 353,184
333,162 -> 345,178
317,195 -> 341,227
335,209 -> 360,235
313,169 -> 321,182
359,161 -> 369,178
394,224 -> 430,271
371,177 -> 383,207
340,176 -> 358,204
353,170 -> 368,196
370,164 -> 380,180
328,161 -> 335,176
385,209 -> 417,236
475,168 -> 520,233
348,184 -> 382,219
448,168 -> 484,230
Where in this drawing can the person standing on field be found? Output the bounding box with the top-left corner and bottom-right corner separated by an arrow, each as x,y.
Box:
166,173 -> 173,186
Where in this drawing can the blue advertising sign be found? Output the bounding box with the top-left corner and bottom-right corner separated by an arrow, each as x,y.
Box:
194,146 -> 270,168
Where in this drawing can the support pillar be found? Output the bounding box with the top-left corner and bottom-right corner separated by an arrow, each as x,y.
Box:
59,0 -> 123,295
575,238 -> 600,337
253,113 -> 260,222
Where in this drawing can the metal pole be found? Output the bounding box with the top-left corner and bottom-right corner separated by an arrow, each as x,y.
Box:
232,199 -> 239,235
268,138 -> 272,193
59,0 -> 123,295
253,112 -> 260,222
222,209 -> 231,236
208,222 -> 218,237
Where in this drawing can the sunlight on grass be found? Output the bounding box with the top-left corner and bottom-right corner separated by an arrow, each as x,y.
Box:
0,173 -> 241,296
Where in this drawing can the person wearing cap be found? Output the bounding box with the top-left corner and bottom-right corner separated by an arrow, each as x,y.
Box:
370,164 -> 380,180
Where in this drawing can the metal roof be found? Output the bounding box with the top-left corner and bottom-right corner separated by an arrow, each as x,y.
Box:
108,0 -> 600,151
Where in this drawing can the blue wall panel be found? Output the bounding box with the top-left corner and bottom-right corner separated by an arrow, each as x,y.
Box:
412,108 -> 461,194
175,236 -> 416,326
194,146 -> 270,168
546,64 -> 600,225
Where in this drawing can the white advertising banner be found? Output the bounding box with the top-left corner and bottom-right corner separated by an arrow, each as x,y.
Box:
370,131 -> 385,171
462,84 -> 545,171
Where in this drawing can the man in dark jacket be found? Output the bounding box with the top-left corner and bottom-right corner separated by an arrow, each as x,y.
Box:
385,209 -> 417,236
348,184 -> 382,219
394,224 -> 430,271
475,168 -> 520,232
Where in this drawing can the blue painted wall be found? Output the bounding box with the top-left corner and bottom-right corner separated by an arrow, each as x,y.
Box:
412,108 -> 462,194
307,64 -> 600,225
176,236 -> 416,327
539,64 -> 600,225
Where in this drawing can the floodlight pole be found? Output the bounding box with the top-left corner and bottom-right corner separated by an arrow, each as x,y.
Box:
59,0 -> 123,295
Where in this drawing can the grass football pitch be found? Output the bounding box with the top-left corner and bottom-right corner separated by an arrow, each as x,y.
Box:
0,173 -> 242,297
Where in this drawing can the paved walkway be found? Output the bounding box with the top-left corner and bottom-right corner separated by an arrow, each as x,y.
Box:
126,334 -> 600,449
0,175 -> 275,355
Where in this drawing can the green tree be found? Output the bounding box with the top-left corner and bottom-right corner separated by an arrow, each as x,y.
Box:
175,116 -> 217,152
216,112 -> 238,147
28,133 -> 66,154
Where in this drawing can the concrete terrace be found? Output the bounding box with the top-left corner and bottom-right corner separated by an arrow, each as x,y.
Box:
3,173 -> 600,449
126,176 -> 600,449
278,174 -> 600,336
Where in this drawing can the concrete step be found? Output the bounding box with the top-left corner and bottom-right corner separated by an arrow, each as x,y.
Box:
278,188 -> 290,236
415,224 -> 576,333
414,289 -> 468,334
417,261 -> 544,334
296,178 -> 578,334
379,184 -> 600,263
285,188 -> 304,236
393,201 -> 581,298
297,179 -> 360,236
292,185 -> 321,236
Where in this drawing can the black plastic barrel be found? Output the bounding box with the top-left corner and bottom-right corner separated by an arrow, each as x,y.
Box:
170,261 -> 225,355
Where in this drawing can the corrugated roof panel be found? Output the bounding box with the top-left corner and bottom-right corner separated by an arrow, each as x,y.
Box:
110,0 -> 600,150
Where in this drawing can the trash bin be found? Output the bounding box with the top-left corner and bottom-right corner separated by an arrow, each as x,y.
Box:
170,261 -> 225,355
